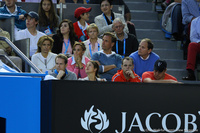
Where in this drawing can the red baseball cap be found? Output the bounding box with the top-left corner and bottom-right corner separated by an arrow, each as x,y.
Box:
74,7 -> 92,18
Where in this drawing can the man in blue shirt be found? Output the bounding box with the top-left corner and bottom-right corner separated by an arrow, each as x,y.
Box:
92,32 -> 122,81
0,0 -> 26,31
129,38 -> 160,78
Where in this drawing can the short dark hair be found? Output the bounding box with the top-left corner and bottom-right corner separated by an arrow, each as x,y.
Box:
55,54 -> 68,64
122,57 -> 134,65
72,42 -> 86,51
103,32 -> 117,44
100,0 -> 112,5
141,38 -> 154,50
89,60 -> 99,77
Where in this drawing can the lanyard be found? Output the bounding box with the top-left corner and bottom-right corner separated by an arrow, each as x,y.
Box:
116,39 -> 126,58
89,43 -> 100,57
64,39 -> 70,55
80,26 -> 86,36
103,13 -> 113,25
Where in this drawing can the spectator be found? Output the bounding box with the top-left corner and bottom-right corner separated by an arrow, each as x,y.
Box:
49,54 -> 77,80
83,23 -> 102,59
89,0 -> 131,22
0,28 -> 22,70
73,7 -> 91,42
0,0 -> 26,32
24,0 -> 57,3
142,60 -> 179,83
181,0 -> 200,59
112,18 -> 138,58
129,38 -> 160,78
92,32 -> 122,81
112,57 -> 141,82
67,42 -> 90,78
59,0 -> 88,4
52,19 -> 78,56
78,60 -> 106,81
15,11 -> 46,57
38,0 -> 59,36
182,16 -> 200,81
31,36 -> 57,73
94,0 -> 128,37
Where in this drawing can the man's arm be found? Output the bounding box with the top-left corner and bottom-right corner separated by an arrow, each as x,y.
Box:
143,78 -> 180,83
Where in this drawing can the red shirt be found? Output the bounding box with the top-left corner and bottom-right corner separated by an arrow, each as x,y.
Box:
73,22 -> 89,42
112,70 -> 141,82
142,71 -> 177,82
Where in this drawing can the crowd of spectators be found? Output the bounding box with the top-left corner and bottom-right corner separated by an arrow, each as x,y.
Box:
1,0 -> 197,83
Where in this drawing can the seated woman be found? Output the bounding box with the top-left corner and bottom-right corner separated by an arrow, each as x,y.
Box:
31,36 -> 57,73
94,0 -> 129,37
73,7 -> 91,42
83,23 -> 102,59
38,0 -> 59,36
79,60 -> 106,81
52,19 -> 78,56
67,42 -> 90,78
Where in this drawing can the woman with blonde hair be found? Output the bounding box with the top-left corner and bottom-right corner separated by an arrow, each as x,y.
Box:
83,23 -> 102,59
31,35 -> 57,73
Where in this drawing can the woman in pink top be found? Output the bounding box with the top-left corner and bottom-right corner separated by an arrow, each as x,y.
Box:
67,42 -> 90,78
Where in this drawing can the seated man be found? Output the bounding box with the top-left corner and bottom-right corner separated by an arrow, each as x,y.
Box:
0,28 -> 22,70
50,54 -> 77,80
142,60 -> 179,83
0,0 -> 26,32
112,57 -> 141,82
182,16 -> 200,80
129,38 -> 160,78
92,32 -> 122,81
112,18 -> 138,58
15,11 -> 46,57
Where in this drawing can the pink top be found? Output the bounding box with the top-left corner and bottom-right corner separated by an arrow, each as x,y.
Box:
67,56 -> 90,78
62,39 -> 72,55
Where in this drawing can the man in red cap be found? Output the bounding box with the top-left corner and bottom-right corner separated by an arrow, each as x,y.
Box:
73,7 -> 91,42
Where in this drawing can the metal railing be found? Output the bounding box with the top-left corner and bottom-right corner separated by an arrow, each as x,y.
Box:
0,36 -> 42,73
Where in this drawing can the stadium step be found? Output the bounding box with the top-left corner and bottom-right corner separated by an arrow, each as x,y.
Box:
132,20 -> 160,29
154,49 -> 183,60
136,29 -> 165,40
126,2 -> 152,11
131,10 -> 158,20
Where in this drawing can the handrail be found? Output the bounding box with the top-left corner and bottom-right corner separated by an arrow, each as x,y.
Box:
0,72 -> 46,77
0,54 -> 22,72
0,36 -> 42,73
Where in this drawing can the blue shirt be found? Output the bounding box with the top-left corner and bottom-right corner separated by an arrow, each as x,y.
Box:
92,51 -> 122,81
129,51 -> 160,78
190,16 -> 200,43
182,0 -> 200,25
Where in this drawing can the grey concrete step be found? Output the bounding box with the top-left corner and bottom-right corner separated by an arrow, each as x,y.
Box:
136,29 -> 165,40
167,69 -> 187,81
154,49 -> 183,60
165,59 -> 186,69
152,40 -> 178,49
132,20 -> 160,29
124,0 -> 147,2
126,2 -> 152,11
131,10 -> 158,20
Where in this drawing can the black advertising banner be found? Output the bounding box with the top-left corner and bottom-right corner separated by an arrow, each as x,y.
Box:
41,81 -> 200,133
0,117 -> 6,133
